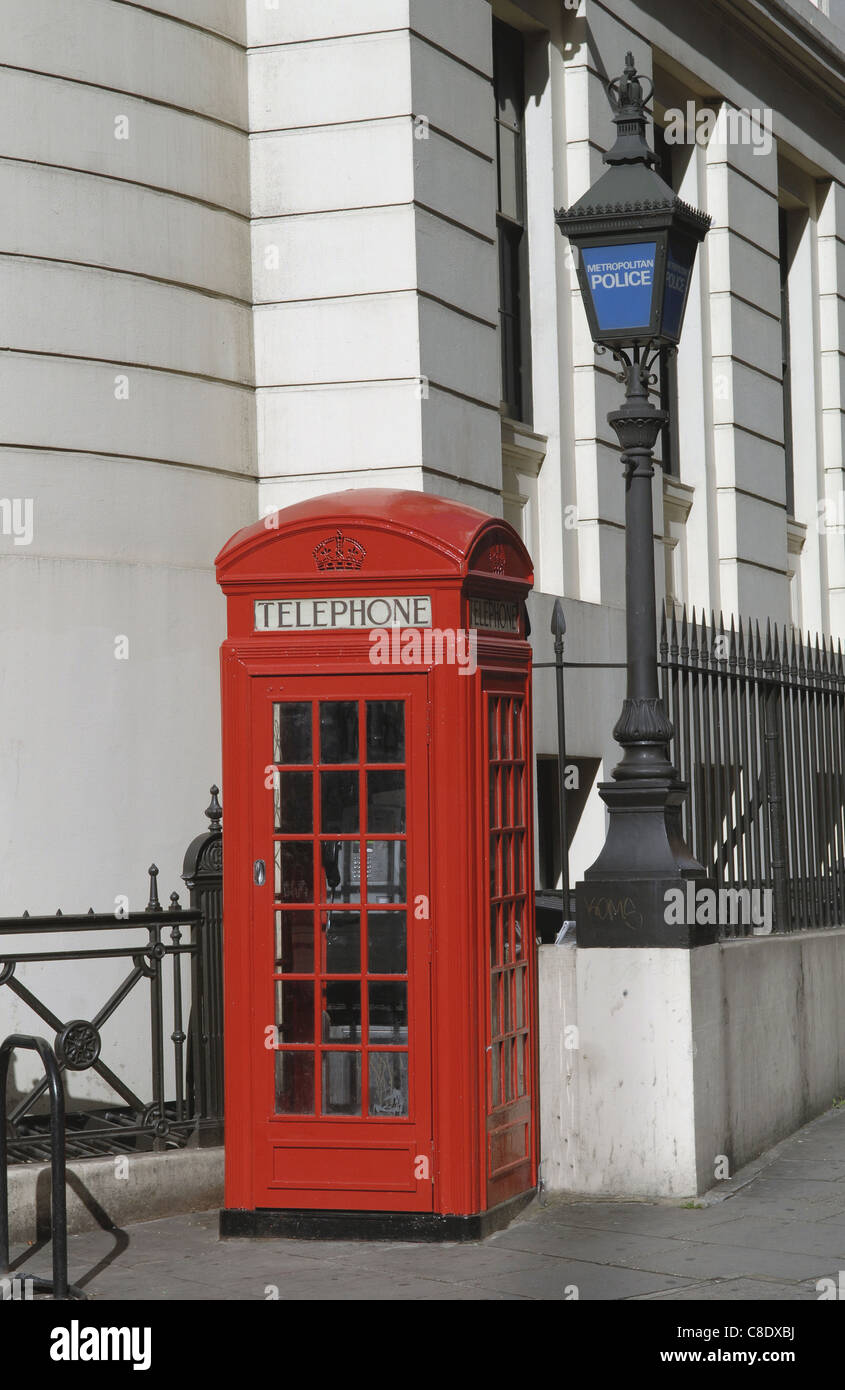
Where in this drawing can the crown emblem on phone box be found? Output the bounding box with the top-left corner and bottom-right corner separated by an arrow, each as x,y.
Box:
313,530 -> 367,571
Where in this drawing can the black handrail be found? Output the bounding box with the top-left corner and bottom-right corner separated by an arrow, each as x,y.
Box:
0,1034 -> 81,1299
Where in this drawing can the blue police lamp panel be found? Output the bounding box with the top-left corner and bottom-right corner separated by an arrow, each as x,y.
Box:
581,241 -> 657,331
662,239 -> 694,341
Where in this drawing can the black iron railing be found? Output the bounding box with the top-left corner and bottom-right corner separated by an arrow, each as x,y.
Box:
0,1035 -> 84,1299
0,866 -> 219,1163
182,787 -> 224,1131
660,605 -> 845,936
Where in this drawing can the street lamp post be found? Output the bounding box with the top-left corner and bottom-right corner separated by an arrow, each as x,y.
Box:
556,55 -> 713,947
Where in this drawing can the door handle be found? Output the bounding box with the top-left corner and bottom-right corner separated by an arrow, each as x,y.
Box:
253,859 -> 266,887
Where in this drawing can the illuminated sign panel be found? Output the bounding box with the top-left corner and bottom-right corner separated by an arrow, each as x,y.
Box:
254,596 -> 432,631
662,238 -> 694,341
581,241 -> 657,331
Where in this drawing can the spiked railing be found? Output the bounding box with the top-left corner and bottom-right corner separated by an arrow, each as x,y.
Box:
0,789 -> 224,1162
660,605 -> 845,935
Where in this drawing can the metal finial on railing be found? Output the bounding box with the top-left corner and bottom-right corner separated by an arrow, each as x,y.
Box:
146,865 -> 161,913
169,892 -> 181,912
205,786 -> 222,832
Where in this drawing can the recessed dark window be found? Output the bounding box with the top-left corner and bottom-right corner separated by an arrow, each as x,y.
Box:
494,19 -> 532,424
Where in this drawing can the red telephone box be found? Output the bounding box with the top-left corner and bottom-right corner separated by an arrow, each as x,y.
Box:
216,490 -> 538,1239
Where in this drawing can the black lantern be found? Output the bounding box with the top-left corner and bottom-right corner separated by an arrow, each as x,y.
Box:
555,55 -> 713,949
556,55 -> 710,348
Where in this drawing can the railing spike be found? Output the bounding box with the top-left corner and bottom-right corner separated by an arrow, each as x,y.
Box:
146,864 -> 161,913
728,614 -> 737,673
169,891 -> 181,911
205,786 -> 223,832
22,909 -> 29,918
56,909 -> 62,917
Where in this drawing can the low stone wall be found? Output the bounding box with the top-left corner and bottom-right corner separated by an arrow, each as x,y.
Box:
539,928 -> 845,1197
8,1146 -> 224,1245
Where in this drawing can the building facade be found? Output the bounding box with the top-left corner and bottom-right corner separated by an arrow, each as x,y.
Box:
2,0 -> 845,1139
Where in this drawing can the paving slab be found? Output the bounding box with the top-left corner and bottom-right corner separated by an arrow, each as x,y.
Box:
6,1105 -> 845,1301
637,1277 -> 820,1302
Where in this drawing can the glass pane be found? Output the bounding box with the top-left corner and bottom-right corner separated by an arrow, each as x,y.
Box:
275,980 -> 313,1044
275,910 -> 313,973
512,702 -> 522,758
368,911 -> 407,975
501,834 -> 511,896
517,1033 -> 526,1097
514,766 -> 525,823
320,770 -> 359,833
515,910 -> 524,960
324,910 -> 360,974
366,702 -> 405,763
275,1051 -> 314,1114
502,767 -> 512,825
504,1035 -> 513,1100
490,835 -> 499,900
275,842 -> 313,904
320,702 -> 358,764
489,767 -> 498,829
274,702 -> 311,764
319,841 -> 360,903
490,904 -> 499,968
322,981 -> 361,1041
501,701 -> 512,757
503,972 -> 512,1034
369,1052 -> 408,1117
515,965 -> 526,1028
491,974 -> 501,1037
276,771 -> 312,833
366,840 -> 406,903
514,833 -> 524,892
497,125 -> 521,222
369,982 -> 407,1043
367,771 -> 405,832
491,1042 -> 502,1108
489,700 -> 499,759
322,1052 -> 361,1116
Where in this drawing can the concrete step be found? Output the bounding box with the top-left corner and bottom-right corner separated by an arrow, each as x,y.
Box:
7,1146 -> 224,1245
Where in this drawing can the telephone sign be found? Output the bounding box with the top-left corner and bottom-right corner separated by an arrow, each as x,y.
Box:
216,489 -> 539,1240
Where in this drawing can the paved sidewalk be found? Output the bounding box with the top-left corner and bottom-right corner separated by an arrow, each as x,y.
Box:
8,1107 -> 845,1301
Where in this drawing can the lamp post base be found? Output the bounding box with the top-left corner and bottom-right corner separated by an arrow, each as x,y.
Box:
576,779 -> 714,948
